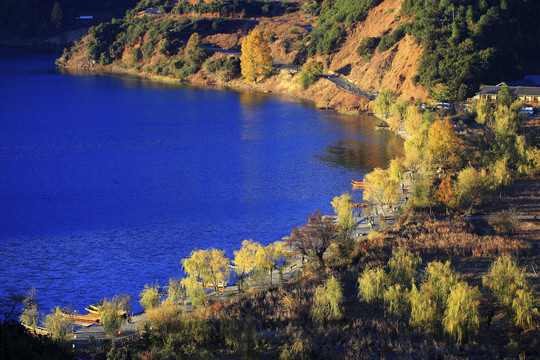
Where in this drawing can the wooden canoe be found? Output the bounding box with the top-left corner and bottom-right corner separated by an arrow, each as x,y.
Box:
22,324 -> 48,336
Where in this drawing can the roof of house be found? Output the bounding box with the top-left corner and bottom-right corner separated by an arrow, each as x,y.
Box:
477,85 -> 540,97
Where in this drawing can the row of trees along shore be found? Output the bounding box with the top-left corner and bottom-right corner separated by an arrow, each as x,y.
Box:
5,79 -> 539,358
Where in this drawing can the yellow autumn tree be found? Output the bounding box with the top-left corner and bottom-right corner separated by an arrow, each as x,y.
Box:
362,168 -> 400,216
240,30 -> 273,83
181,248 -> 229,291
233,239 -> 263,291
426,119 -> 460,170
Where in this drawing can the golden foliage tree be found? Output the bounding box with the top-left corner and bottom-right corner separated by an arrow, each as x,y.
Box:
362,168 -> 400,216
233,239 -> 262,291
240,30 -> 273,83
426,119 -> 460,170
331,193 -> 356,240
182,248 -> 230,291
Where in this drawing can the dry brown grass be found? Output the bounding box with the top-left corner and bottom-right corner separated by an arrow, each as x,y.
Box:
389,211 -> 533,259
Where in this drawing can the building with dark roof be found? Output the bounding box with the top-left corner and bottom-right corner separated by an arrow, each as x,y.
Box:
474,85 -> 540,106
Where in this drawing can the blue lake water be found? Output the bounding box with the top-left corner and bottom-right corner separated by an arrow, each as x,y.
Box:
0,48 -> 403,314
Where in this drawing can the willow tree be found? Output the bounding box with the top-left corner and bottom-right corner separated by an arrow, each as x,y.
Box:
443,282 -> 481,344
182,248 -> 230,291
331,193 -> 356,241
240,30 -> 273,83
233,239 -> 263,291
312,276 -> 344,325
373,88 -> 392,120
362,168 -> 400,216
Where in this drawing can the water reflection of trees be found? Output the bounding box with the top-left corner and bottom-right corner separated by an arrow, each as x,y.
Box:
316,117 -> 404,171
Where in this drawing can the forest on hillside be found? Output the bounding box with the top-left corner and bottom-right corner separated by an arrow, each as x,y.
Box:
308,0 -> 540,100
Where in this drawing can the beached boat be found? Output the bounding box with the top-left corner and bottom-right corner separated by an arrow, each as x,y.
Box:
85,306 -> 100,314
22,323 -> 48,336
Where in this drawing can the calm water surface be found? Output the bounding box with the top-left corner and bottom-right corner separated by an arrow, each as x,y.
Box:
0,48 -> 403,313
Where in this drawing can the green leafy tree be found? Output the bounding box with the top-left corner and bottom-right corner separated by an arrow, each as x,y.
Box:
512,288 -> 538,330
409,283 -> 438,329
483,254 -> 538,329
497,83 -> 514,107
384,283 -> 410,321
166,277 -> 185,305
184,32 -> 207,66
456,167 -> 490,213
442,281 -> 481,344
300,61 -> 323,89
373,89 -> 392,120
473,98 -> 494,125
312,276 -> 344,325
99,297 -> 127,337
240,30 -> 273,83
139,283 -> 161,310
410,260 -> 459,330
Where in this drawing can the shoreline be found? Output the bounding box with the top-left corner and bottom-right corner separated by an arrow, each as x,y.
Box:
57,61 -> 372,116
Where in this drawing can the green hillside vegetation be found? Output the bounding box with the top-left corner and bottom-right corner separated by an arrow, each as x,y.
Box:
401,0 -> 540,101
0,0 -> 137,38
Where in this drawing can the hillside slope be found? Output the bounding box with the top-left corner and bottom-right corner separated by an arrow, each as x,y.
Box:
319,0 -> 427,100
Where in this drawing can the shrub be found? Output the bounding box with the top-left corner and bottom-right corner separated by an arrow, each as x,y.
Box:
139,283 -> 161,310
299,61 -> 323,89
144,300 -> 182,344
356,36 -> 380,61
99,298 -> 127,337
442,281 -> 481,344
44,307 -> 74,341
312,276 -> 344,325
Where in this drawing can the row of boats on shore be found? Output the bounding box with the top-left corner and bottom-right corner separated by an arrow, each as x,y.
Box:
22,304 -> 128,335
